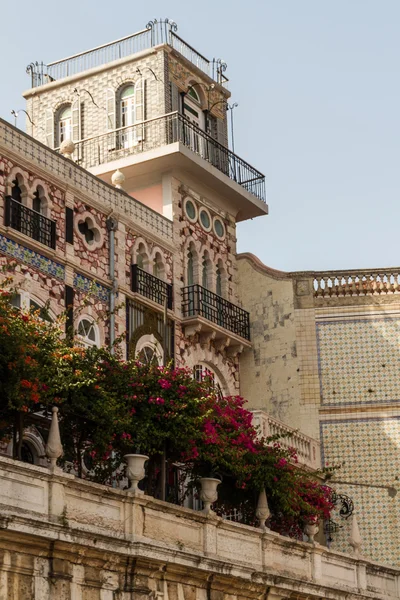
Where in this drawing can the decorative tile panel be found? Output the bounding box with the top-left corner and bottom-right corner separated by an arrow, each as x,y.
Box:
73,272 -> 110,302
321,417 -> 400,566
316,317 -> 400,406
0,234 -> 65,280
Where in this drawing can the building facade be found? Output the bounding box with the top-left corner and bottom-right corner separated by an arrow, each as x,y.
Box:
0,16 -> 398,582
237,254 -> 400,566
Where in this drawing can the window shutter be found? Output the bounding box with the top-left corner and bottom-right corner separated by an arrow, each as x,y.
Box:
45,109 -> 54,148
65,207 -> 74,244
134,78 -> 145,122
106,88 -> 116,150
134,79 -> 146,142
71,99 -> 81,142
65,285 -> 74,339
170,82 -> 180,113
216,116 -> 227,147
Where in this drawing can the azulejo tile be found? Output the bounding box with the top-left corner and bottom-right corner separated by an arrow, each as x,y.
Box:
0,234 -> 65,281
73,272 -> 110,302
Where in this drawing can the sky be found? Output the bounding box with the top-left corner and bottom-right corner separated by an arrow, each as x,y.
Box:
1,1 -> 400,272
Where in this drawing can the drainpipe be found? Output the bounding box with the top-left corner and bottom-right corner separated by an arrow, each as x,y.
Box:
106,215 -> 118,354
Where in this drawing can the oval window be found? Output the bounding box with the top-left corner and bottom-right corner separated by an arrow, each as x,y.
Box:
214,218 -> 225,239
185,199 -> 196,221
200,209 -> 211,230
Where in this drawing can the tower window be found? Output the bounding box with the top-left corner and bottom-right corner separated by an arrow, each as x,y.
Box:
58,105 -> 72,144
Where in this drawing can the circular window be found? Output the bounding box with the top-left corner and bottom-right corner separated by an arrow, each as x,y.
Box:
213,218 -> 225,239
199,208 -> 211,231
184,198 -> 197,222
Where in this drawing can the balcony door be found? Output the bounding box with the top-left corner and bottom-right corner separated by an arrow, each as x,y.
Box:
120,86 -> 135,149
183,89 -> 205,157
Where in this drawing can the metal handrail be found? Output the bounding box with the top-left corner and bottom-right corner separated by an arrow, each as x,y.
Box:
182,284 -> 250,340
71,112 -> 266,203
27,20 -> 228,88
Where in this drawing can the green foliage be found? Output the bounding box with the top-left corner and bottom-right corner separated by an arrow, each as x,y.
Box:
0,279 -> 334,534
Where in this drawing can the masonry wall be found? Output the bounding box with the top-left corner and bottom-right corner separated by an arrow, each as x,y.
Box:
236,254 -> 302,426
237,253 -> 400,566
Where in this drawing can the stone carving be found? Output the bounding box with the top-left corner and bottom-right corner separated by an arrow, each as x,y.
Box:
255,488 -> 270,530
349,514 -> 362,557
124,454 -> 149,494
111,169 -> 125,189
45,407 -> 63,471
200,477 -> 220,514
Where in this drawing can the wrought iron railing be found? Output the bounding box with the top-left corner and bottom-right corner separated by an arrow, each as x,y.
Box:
4,197 -> 56,250
73,112 -> 266,202
312,268 -> 400,297
27,19 -> 228,88
131,264 -> 173,309
182,285 -> 250,340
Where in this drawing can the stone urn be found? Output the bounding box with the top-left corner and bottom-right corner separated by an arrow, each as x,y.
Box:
304,519 -> 319,544
111,168 -> 125,189
59,139 -> 75,159
200,477 -> 220,514
124,454 -> 148,494
255,488 -> 270,530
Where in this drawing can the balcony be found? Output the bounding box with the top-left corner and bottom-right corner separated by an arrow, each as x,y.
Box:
131,264 -> 173,309
182,285 -> 250,349
4,196 -> 56,250
72,113 -> 266,204
26,19 -> 228,88
251,410 -> 321,471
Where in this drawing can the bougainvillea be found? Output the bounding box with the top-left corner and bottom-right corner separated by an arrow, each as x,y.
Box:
0,278 -> 334,534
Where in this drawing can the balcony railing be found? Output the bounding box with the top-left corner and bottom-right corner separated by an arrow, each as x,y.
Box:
4,197 -> 56,250
313,268 -> 400,297
182,285 -> 250,340
131,264 -> 173,309
26,19 -> 228,88
251,410 -> 321,471
73,112 -> 266,203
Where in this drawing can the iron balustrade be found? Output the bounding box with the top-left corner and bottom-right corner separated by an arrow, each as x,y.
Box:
27,19 -> 228,88
182,285 -> 250,340
131,264 -> 173,309
4,197 -> 56,250
73,112 -> 266,203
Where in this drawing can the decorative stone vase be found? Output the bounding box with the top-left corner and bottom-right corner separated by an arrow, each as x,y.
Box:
304,519 -> 319,544
111,168 -> 125,189
124,454 -> 148,494
200,477 -> 220,514
45,406 -> 63,472
59,139 -> 75,159
255,488 -> 270,530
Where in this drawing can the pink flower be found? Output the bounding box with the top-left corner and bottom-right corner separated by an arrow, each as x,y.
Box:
158,378 -> 172,389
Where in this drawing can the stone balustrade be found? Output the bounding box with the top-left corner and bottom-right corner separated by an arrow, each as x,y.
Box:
251,409 -> 321,470
312,268 -> 400,298
0,455 -> 397,599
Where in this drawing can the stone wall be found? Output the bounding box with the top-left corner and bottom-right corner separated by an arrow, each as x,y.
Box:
236,253 -> 400,566
0,455 -> 397,600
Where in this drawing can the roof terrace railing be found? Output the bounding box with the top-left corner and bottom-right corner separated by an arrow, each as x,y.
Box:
26,19 -> 228,88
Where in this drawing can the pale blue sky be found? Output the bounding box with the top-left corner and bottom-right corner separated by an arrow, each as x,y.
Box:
1,1 -> 399,271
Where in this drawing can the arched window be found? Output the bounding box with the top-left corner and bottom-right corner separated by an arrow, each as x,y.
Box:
57,105 -> 72,145
184,84 -> 205,131
187,250 -> 194,286
119,80 -> 145,148
77,317 -> 99,348
193,363 -> 223,397
202,251 -> 212,290
136,243 -> 150,272
216,259 -> 226,298
136,334 -> 163,366
32,185 -> 46,215
11,292 -> 52,321
153,252 -> 165,280
10,177 -> 23,203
